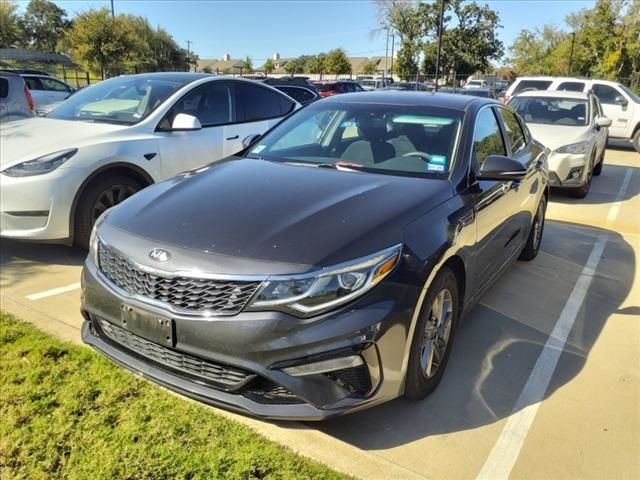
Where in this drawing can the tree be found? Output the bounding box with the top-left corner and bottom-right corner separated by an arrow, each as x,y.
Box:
361,60 -> 378,75
62,8 -> 137,78
508,26 -> 569,75
0,0 -> 22,48
306,53 -> 327,74
375,0 -> 423,75
242,55 -> 253,73
20,0 -> 70,52
263,57 -> 275,74
395,45 -> 419,80
325,48 -> 351,76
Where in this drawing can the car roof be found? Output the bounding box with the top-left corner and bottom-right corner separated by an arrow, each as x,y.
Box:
322,90 -> 493,110
118,72 -> 215,83
515,90 -> 589,100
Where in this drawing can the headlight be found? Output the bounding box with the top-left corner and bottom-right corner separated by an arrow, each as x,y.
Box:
88,209 -> 110,265
2,148 -> 78,177
556,142 -> 589,155
246,244 -> 402,317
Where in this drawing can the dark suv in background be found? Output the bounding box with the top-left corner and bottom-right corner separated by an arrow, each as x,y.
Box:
313,80 -> 364,97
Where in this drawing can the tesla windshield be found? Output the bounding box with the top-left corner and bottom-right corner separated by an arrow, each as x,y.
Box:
248,102 -> 462,177
48,75 -> 188,125
510,97 -> 589,126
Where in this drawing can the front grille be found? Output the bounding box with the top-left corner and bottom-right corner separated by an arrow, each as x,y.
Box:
98,242 -> 261,314
95,317 -> 254,390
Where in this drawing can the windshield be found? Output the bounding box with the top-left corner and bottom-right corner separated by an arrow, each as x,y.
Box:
49,76 -> 188,125
509,97 -> 589,126
247,101 -> 462,178
619,84 -> 640,103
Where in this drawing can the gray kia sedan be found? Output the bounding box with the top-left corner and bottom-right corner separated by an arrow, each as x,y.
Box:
81,92 -> 549,420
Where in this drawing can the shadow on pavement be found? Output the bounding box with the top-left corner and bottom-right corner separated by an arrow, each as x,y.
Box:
315,220 -> 634,450
606,139 -> 636,151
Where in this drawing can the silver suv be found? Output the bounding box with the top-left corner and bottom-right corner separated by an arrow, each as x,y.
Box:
0,72 -> 35,122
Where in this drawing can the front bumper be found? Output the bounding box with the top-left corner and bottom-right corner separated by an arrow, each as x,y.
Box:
0,167 -> 85,241
546,151 -> 591,188
81,260 -> 418,420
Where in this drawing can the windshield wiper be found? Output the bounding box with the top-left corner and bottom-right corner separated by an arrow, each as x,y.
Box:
316,162 -> 364,172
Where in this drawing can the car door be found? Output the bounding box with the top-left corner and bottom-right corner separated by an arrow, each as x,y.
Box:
39,77 -> 73,103
225,81 -> 295,157
470,106 -> 522,289
496,106 -> 541,255
591,82 -> 630,138
154,81 -> 231,178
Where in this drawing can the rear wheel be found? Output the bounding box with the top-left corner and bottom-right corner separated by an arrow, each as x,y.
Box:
633,128 -> 640,153
519,194 -> 546,261
74,174 -> 141,249
405,267 -> 459,400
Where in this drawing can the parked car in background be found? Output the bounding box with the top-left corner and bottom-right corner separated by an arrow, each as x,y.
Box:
21,73 -> 75,113
437,88 -> 497,99
464,79 -> 488,89
313,80 -> 364,97
387,82 -> 428,91
260,77 -> 319,105
504,76 -> 640,152
0,73 -> 299,248
509,90 -> 610,198
0,71 -> 35,122
359,78 -> 390,91
81,91 -> 548,420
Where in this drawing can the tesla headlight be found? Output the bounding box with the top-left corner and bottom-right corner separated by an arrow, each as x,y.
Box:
556,142 -> 589,155
247,244 -> 402,317
2,148 -> 78,177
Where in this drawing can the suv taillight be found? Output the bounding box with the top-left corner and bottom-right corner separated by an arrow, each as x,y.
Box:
24,84 -> 35,111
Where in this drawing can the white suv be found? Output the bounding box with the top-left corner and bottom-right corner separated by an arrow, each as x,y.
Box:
504,76 -> 640,152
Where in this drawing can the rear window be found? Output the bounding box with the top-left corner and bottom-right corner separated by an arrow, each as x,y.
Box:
277,86 -> 316,104
513,80 -> 553,94
315,83 -> 336,92
557,81 -> 586,92
0,78 -> 8,99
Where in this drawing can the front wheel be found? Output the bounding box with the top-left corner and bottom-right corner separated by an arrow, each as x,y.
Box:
74,174 -> 141,249
519,195 -> 546,261
405,267 -> 459,400
593,141 -> 606,176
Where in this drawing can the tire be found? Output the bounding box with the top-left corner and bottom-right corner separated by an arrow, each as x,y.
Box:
405,267 -> 459,400
633,128 -> 640,153
568,155 -> 594,198
74,174 -> 142,249
593,141 -> 606,176
519,194 -> 546,261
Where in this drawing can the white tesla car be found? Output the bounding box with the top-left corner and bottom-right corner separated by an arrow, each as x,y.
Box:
509,90 -> 611,198
0,73 -> 299,247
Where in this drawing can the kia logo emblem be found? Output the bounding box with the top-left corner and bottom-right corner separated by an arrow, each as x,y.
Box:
149,248 -> 171,262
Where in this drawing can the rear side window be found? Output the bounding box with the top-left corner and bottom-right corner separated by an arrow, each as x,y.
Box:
0,78 -> 8,98
315,83 -> 335,92
234,82 -> 294,122
512,80 -> 552,94
473,108 -> 507,167
592,84 -> 622,105
497,108 -> 527,154
557,81 -> 586,92
40,78 -> 71,93
278,86 -> 315,104
160,82 -> 232,129
23,76 -> 43,90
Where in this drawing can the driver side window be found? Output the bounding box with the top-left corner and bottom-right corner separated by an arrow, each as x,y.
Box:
473,108 -> 506,167
160,83 -> 232,130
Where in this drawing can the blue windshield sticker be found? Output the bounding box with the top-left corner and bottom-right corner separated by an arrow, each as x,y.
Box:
341,120 -> 355,128
430,155 -> 446,165
426,163 -> 445,172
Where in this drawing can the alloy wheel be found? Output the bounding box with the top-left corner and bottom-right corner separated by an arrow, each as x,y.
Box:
90,184 -> 138,224
420,288 -> 453,378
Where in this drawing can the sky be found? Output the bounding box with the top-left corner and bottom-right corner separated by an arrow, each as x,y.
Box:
16,0 -> 598,63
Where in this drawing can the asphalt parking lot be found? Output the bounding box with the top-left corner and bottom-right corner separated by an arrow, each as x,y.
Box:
1,142 -> 638,480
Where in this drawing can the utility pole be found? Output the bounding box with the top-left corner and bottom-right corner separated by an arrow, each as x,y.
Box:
110,0 -> 115,17
390,34 -> 395,80
568,32 -> 576,76
434,0 -> 445,92
385,27 -> 390,78
186,40 -> 193,72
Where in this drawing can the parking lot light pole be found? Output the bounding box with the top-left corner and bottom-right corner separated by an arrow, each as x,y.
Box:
110,0 -> 114,17
434,0 -> 445,92
568,32 -> 576,76
385,27 -> 390,77
390,34 -> 395,80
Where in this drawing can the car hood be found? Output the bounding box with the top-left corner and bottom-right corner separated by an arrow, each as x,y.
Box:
105,158 -> 454,272
0,117 -> 126,169
526,123 -> 591,151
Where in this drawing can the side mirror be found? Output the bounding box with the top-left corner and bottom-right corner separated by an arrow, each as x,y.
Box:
171,113 -> 202,131
477,155 -> 527,181
596,117 -> 612,128
242,134 -> 261,149
614,95 -> 628,107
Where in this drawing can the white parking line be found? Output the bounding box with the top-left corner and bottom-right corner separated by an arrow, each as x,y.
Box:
26,282 -> 81,301
476,168 -> 633,480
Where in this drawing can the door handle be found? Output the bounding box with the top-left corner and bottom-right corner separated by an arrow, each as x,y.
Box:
225,135 -> 239,141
